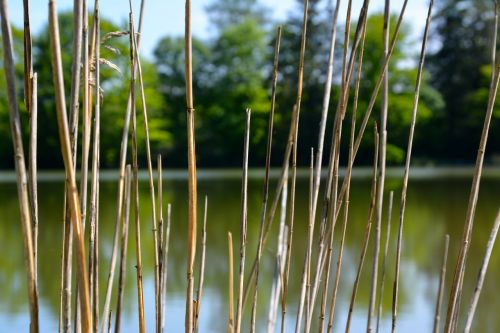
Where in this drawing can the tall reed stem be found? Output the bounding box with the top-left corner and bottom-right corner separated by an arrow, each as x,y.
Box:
194,196 -> 208,332
0,1 -> 39,331
432,234 -> 449,333
228,232 -> 235,333
463,211 -> 500,333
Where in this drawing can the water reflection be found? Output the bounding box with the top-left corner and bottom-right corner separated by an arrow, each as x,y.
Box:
0,171 -> 499,332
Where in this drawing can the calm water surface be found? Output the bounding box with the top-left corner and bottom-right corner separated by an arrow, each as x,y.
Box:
0,169 -> 499,332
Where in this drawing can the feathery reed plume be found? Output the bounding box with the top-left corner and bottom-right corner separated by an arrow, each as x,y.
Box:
392,1 -> 434,331
463,211 -> 500,333
376,191 -> 394,333
0,1 -> 39,331
128,8 -> 146,333
228,232 -> 235,333
444,2 -> 500,331
235,108 -> 252,333
114,165 -> 132,333
194,196 -> 208,332
162,203 -> 172,331
100,2 -> 146,331
48,1 -> 92,331
433,234 -> 449,333
367,0 -> 391,329
185,0 -> 198,331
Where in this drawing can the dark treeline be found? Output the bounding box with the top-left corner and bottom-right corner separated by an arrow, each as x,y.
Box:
0,0 -> 499,168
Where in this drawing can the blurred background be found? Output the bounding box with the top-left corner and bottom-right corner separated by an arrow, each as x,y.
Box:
1,0 -> 499,169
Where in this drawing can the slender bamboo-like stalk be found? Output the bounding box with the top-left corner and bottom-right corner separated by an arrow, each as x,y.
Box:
88,2 -> 101,331
48,1 -> 91,332
375,191 -> 394,333
249,26 -> 285,333
463,211 -> 500,333
59,0 -> 83,330
22,0 -> 33,113
0,1 -> 39,331
264,3 -> 309,333
432,235 -> 449,333
268,173 -> 288,333
345,124 -> 380,333
228,232 -> 235,333
161,204 -> 172,332
157,155 -> 164,333
185,0 -> 198,331
28,73 -> 38,282
128,10 -> 146,333
367,0 -> 390,329
391,1 -> 433,332
100,2 -> 147,331
114,165 -> 132,333
194,196 -> 208,333
235,108 -> 252,333
130,7 -> 160,327
327,123 -> 378,333
444,2 -> 500,331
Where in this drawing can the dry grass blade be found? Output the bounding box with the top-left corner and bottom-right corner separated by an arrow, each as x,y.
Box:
433,234 -> 449,333
162,203 -> 172,331
463,211 -> 500,333
0,1 -> 39,331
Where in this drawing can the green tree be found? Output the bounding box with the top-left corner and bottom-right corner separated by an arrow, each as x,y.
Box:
428,0 -> 498,161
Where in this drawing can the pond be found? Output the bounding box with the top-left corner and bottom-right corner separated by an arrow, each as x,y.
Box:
0,168 -> 499,332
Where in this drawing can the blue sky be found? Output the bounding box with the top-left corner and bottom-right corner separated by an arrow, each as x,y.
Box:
7,0 -> 430,59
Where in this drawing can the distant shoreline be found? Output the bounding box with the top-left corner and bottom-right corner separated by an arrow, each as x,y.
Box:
1,166 -> 500,182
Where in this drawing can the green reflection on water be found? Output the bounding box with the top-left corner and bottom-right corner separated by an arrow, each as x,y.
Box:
0,170 -> 499,332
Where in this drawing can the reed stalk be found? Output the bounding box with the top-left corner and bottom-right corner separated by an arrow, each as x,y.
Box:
432,234 -> 449,333
22,0 -> 33,113
0,1 -> 39,331
88,2 -> 101,331
100,1 -> 146,331
268,4 -> 309,333
268,172 -> 288,333
367,0 -> 390,329
444,2 -> 500,330
235,108 -> 252,333
345,123 -> 379,333
463,211 -> 500,333
185,0 -> 198,331
375,191 -> 394,333
194,196 -> 208,333
157,155 -> 164,333
128,10 -> 146,333
28,73 -> 38,283
228,232 -> 235,333
161,204 -> 172,332
249,27 -> 285,333
390,1 -> 433,331
48,1 -> 91,331
114,165 -> 132,333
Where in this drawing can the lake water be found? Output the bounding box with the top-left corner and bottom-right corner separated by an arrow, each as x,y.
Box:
0,168 -> 499,332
